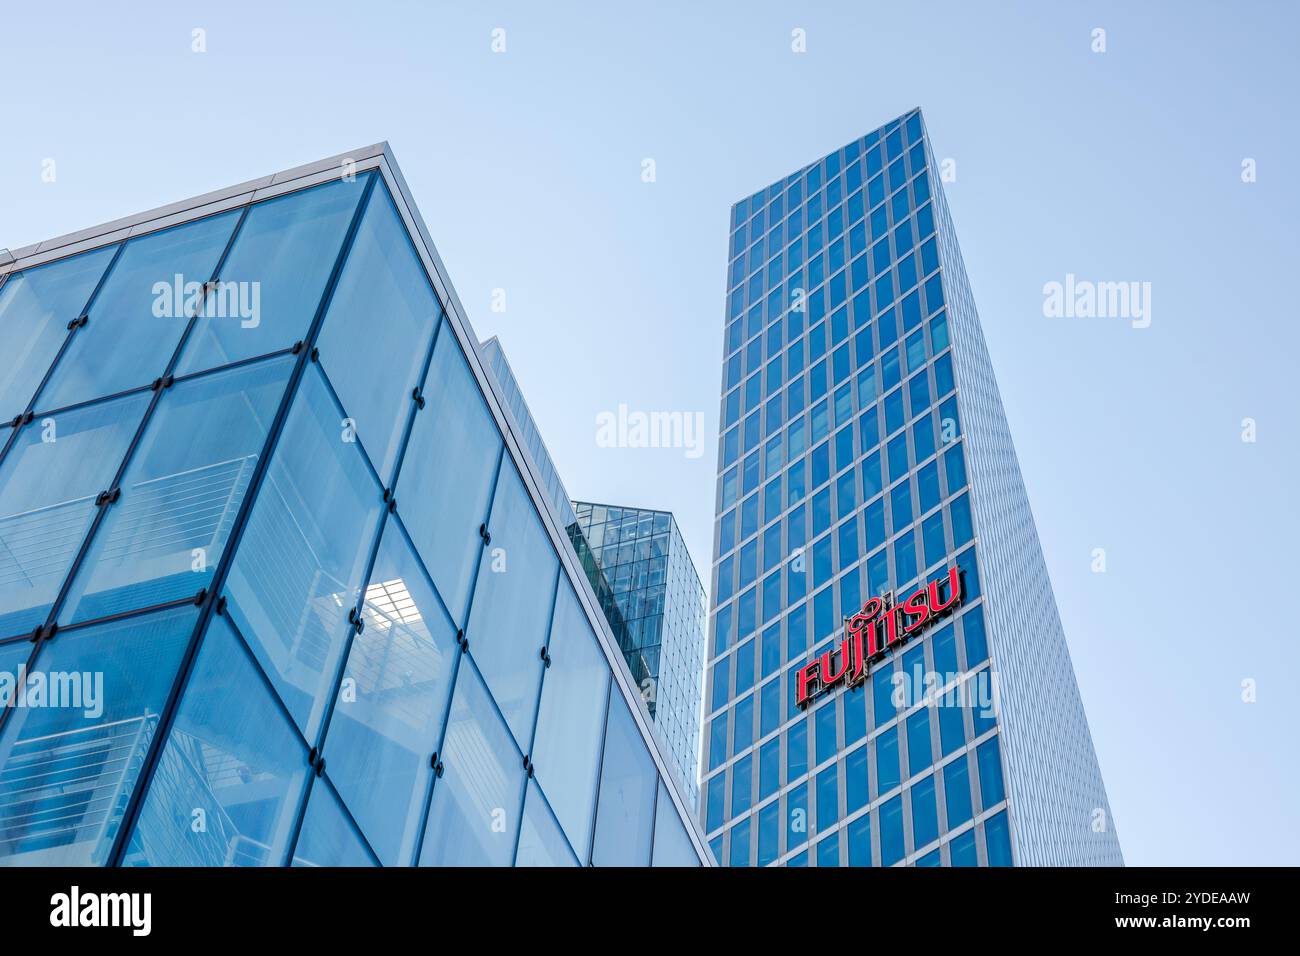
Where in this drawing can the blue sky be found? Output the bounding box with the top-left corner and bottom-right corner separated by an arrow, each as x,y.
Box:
3,1 -> 1297,865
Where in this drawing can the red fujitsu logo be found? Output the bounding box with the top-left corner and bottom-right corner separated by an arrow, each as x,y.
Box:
795,566 -> 964,708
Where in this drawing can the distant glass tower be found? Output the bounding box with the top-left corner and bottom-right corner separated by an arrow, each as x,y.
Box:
569,503 -> 706,808
705,109 -> 1121,866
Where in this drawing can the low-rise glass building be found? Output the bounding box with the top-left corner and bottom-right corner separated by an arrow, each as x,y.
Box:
0,146 -> 709,867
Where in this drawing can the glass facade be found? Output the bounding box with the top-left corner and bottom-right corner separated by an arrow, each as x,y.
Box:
705,109 -> 1121,866
569,502 -> 706,809
0,153 -> 707,866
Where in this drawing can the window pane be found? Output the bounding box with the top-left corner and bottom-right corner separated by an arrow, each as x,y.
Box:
315,184 -> 440,484
397,330 -> 501,625
0,392 -> 149,638
291,777 -> 376,867
124,612 -> 309,866
591,690 -> 656,867
530,581 -> 609,857
36,211 -> 240,412
0,604 -> 195,865
0,245 -> 118,419
463,459 -> 556,748
58,356 -> 293,625
323,516 -> 457,865
223,364 -> 385,743
514,779 -> 578,867
419,661 -> 525,867
651,780 -> 700,866
176,178 -> 365,375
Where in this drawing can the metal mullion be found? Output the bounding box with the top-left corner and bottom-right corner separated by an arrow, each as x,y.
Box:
285,770 -> 383,868
55,591 -> 205,636
166,344 -> 297,390
583,673 -> 616,866
104,171 -> 379,868
19,241 -> 127,424
407,443 -> 505,867
385,307 -> 445,496
0,243 -> 127,473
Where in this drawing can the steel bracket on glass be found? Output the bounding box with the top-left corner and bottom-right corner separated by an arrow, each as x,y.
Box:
94,487 -> 121,507
65,314 -> 89,331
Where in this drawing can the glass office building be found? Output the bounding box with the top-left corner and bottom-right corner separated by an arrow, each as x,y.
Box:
705,109 -> 1122,866
0,146 -> 708,867
569,502 -> 706,809
478,338 -> 706,808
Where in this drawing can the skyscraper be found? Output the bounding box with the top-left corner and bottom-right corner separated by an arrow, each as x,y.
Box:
705,109 -> 1121,866
0,145 -> 708,867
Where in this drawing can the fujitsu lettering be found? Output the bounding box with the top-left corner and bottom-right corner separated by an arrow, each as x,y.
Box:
795,566 -> 964,708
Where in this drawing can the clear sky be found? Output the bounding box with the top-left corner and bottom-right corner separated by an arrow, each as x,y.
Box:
3,1 -> 1297,866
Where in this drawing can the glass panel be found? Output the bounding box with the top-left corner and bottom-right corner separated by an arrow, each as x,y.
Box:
514,779 -> 578,867
323,516 -> 456,866
0,392 -> 149,639
315,184 -> 440,484
224,364 -> 385,743
176,178 -> 366,375
124,612 -> 310,866
397,330 -> 500,624
651,780 -> 700,866
0,245 -> 118,419
290,778 -> 376,867
0,604 -> 195,866
590,690 -> 656,867
58,356 -> 293,625
528,582 -> 607,856
36,212 -> 240,412
463,460 -> 556,749
419,661 -> 525,867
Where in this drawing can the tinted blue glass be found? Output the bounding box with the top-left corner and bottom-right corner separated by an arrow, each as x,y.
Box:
757,800 -> 780,866
876,725 -> 900,795
126,611 -> 309,866
315,185 -> 440,484
531,582 -> 609,859
0,393 -> 148,638
816,832 -> 839,866
590,690 -> 657,867
177,179 -> 365,374
420,661 -> 525,866
938,700 -> 965,756
706,774 -> 725,831
759,737 -> 779,799
728,817 -> 751,866
399,330 -> 502,625
950,828 -> 978,866
879,794 -> 905,866
872,664 -> 896,727
59,356 -> 293,625
963,605 -> 988,666
37,211 -> 240,412
464,459 -> 556,748
911,775 -> 939,850
907,709 -> 933,776
846,744 -> 869,812
978,737 -> 1006,809
787,715 -> 808,781
847,814 -> 872,866
785,782 -> 808,851
0,245 -> 118,418
0,605 -> 194,865
291,778 -> 376,867
814,699 -> 838,764
515,781 -> 579,867
816,765 -> 839,829
944,756 -> 973,829
323,517 -> 457,866
730,753 -> 752,817
224,364 -> 384,742
983,810 -> 1014,867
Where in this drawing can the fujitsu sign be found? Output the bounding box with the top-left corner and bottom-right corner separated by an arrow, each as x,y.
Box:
796,566 -> 964,708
